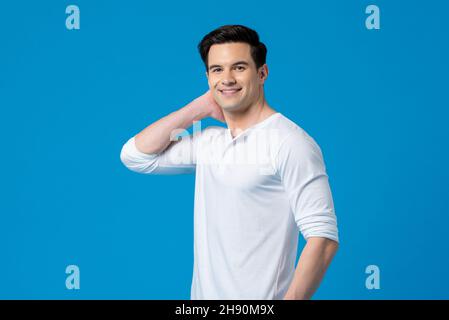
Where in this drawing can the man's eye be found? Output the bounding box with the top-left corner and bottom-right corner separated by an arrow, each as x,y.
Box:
235,66 -> 245,71
212,69 -> 222,73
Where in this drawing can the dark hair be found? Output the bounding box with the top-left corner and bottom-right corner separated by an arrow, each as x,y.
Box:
198,25 -> 267,72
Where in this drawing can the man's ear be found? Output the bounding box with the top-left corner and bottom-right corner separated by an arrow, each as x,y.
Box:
259,64 -> 268,83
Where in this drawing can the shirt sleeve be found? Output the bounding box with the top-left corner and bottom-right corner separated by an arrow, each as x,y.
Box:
276,128 -> 339,243
120,132 -> 198,175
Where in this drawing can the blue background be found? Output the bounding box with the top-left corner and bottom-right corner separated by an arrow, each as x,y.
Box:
1,0 -> 448,299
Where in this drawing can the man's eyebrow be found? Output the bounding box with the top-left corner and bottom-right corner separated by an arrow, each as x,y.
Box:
208,61 -> 250,70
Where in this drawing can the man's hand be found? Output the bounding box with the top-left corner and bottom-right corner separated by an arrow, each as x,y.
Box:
194,90 -> 226,123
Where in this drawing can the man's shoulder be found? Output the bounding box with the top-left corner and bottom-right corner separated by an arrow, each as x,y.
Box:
193,125 -> 226,144
270,113 -> 310,143
273,114 -> 323,157
201,125 -> 226,137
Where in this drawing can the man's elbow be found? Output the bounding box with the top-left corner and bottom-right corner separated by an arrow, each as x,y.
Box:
120,143 -> 133,169
119,140 -> 158,174
326,238 -> 339,253
305,236 -> 339,257
306,236 -> 338,247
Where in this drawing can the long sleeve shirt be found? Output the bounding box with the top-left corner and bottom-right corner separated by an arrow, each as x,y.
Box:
120,112 -> 339,299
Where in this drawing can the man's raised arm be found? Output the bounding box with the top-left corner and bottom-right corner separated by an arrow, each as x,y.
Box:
120,90 -> 224,174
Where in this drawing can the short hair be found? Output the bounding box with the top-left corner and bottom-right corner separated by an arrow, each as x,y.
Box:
198,25 -> 267,72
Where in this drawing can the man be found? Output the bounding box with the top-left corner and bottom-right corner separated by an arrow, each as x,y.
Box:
120,25 -> 339,300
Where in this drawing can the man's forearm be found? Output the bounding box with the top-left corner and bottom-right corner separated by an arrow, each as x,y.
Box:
134,98 -> 209,155
283,237 -> 339,300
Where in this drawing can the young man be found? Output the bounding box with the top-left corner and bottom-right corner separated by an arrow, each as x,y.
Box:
120,25 -> 339,300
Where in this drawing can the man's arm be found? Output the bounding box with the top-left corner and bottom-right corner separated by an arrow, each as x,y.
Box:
283,237 -> 339,300
120,90 -> 225,174
134,90 -> 225,155
275,130 -> 340,299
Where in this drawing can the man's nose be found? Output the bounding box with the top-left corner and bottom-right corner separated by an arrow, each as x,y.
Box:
221,70 -> 236,86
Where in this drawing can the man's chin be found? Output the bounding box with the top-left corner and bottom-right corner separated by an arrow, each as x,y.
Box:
219,102 -> 243,112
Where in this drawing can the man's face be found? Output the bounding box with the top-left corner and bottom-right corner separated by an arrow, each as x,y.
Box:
206,42 -> 267,113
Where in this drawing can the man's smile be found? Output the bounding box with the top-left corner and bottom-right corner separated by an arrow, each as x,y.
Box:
218,88 -> 242,96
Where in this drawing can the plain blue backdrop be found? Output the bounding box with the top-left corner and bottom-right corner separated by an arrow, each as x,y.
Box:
1,0 -> 448,299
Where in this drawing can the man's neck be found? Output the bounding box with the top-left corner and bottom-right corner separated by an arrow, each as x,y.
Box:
224,96 -> 277,138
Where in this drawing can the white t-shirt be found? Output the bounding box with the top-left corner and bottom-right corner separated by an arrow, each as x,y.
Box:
120,112 -> 339,300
